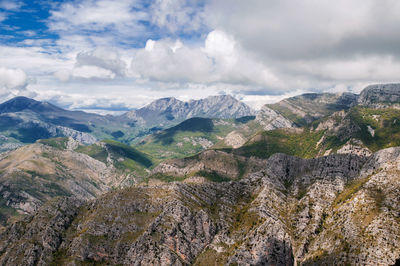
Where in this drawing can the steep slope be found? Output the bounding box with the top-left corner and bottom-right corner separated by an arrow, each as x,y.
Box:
0,97 -> 140,147
256,105 -> 296,130
0,95 -> 256,149
0,96 -> 63,114
120,95 -> 255,128
0,138 -> 152,229
358,83 -> 400,107
76,139 -> 153,176
299,147 -> 400,264
151,149 -> 267,182
234,102 -> 400,160
0,142 -> 112,228
267,92 -> 358,126
1,148 -> 399,265
136,116 -> 261,161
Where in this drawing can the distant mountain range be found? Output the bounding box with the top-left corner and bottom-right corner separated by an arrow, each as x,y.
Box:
120,95 -> 255,127
0,95 -> 255,150
0,84 -> 399,152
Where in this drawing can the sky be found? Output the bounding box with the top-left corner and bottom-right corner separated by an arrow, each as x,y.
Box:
1,0 -> 400,113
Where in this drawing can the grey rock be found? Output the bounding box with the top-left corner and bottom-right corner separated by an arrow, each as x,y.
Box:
358,83 -> 400,107
121,95 -> 255,127
256,105 -> 296,130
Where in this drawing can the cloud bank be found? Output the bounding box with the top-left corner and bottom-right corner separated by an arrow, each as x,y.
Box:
0,0 -> 400,111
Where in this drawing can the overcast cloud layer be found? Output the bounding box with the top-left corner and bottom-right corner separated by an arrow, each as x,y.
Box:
0,0 -> 399,111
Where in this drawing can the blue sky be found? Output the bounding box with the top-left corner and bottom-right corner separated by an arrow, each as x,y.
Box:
1,0 -> 400,113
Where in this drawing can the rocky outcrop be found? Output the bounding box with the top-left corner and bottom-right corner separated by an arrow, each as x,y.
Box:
267,92 -> 358,125
336,139 -> 372,157
0,143 -> 120,227
3,148 -> 399,265
358,83 -> 400,107
56,126 -> 97,145
224,131 -> 246,148
0,96 -> 112,145
301,147 -> 400,265
152,150 -> 266,180
121,95 -> 255,127
0,197 -> 83,266
256,105 -> 295,130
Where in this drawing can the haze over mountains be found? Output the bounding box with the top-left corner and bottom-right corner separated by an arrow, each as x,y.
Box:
121,95 -> 255,128
1,83 -> 396,150
0,95 -> 254,150
0,83 -> 400,265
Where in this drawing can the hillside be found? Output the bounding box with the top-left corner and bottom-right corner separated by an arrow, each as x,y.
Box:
136,116 -> 261,162
1,148 -> 399,265
1,83 -> 400,265
0,138 -> 154,229
266,92 -> 357,126
0,97 -> 136,147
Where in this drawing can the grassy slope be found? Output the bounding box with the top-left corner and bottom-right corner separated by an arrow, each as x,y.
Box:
231,106 -> 400,159
233,128 -> 325,159
348,107 -> 400,152
75,140 -> 153,176
135,117 -> 259,163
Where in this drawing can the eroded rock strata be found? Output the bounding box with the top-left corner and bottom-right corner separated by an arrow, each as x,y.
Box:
1,147 -> 399,265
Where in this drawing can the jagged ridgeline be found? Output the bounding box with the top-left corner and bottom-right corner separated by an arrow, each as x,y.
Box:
0,84 -> 400,265
0,95 -> 255,151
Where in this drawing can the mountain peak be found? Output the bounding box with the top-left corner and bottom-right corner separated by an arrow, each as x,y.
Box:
0,96 -> 64,114
358,83 -> 400,106
121,94 -> 255,127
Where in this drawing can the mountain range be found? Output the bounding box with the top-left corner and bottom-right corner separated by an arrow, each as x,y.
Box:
0,83 -> 400,265
120,95 -> 255,127
0,95 -> 255,151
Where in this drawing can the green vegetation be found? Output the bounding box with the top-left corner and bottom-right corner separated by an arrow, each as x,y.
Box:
147,170 -> 231,183
268,93 -> 354,127
267,103 -> 308,126
75,143 -> 108,163
136,117 -> 242,162
103,140 -> 153,168
194,170 -> 231,182
10,126 -> 52,143
333,176 -> 370,208
37,137 -> 69,149
349,107 -> 400,151
76,140 -> 153,175
235,128 -> 324,159
147,173 -> 186,183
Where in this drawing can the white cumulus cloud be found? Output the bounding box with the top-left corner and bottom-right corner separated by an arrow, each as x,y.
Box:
0,67 -> 36,100
131,30 -> 282,89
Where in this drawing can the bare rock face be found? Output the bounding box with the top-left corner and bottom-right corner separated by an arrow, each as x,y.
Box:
337,139 -> 372,157
358,83 -> 400,107
256,105 -> 296,130
121,95 -> 255,127
267,92 -> 358,125
224,131 -> 246,148
1,148 -> 400,265
0,197 -> 83,266
0,143 -> 118,227
302,147 -> 400,265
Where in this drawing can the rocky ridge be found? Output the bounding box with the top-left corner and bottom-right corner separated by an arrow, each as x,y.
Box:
0,142 -> 129,228
256,105 -> 296,130
1,147 -> 399,265
2,83 -> 400,265
358,83 -> 400,107
121,95 -> 255,128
